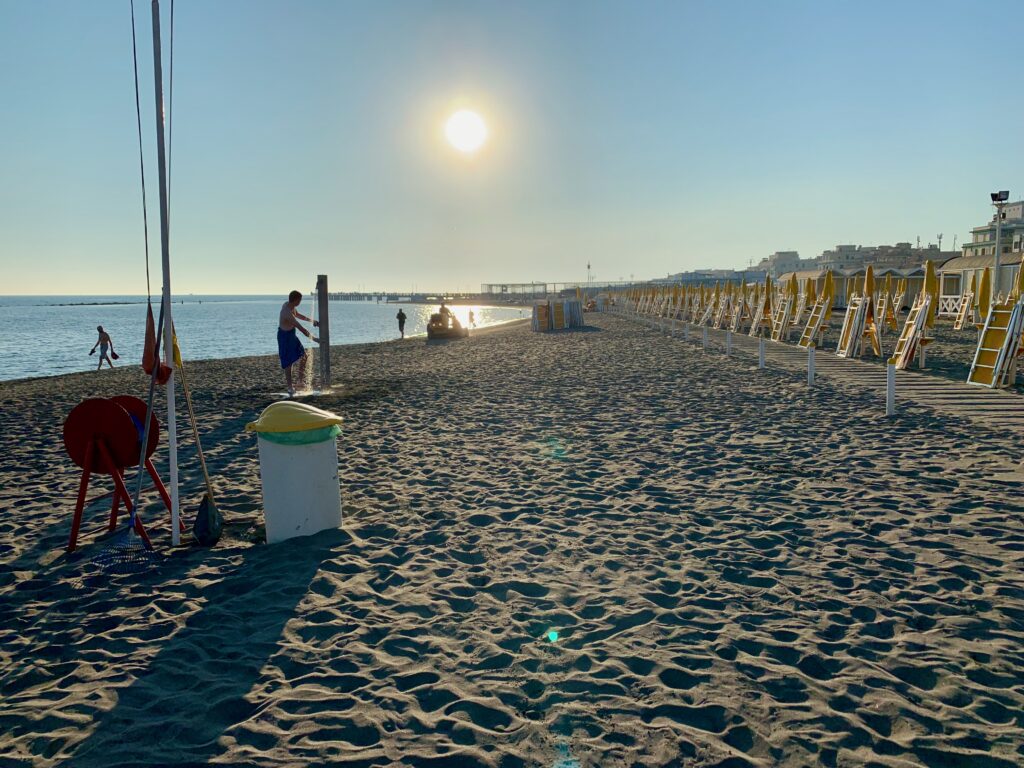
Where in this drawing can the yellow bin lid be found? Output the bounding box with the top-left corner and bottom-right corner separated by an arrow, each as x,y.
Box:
245,400 -> 343,434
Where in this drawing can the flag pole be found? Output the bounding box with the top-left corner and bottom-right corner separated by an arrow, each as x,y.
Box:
150,0 -> 179,545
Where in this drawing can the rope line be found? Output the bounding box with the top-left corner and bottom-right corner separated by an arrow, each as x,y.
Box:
167,0 -> 174,215
129,0 -> 151,298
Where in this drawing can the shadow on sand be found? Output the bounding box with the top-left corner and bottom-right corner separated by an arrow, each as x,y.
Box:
59,528 -> 348,767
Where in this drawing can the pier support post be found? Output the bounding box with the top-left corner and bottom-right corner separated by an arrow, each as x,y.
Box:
807,344 -> 815,386
886,360 -> 896,417
758,336 -> 766,369
316,274 -> 330,390
683,323 -> 689,341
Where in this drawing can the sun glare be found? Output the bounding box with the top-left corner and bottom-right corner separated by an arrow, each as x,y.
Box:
445,110 -> 487,154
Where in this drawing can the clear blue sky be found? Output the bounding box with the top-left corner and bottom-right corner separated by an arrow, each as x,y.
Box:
2,0 -> 1022,295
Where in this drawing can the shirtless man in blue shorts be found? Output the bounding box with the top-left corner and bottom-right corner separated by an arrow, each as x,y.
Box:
278,290 -> 318,396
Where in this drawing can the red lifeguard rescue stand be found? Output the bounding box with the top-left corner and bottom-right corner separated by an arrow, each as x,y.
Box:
63,395 -> 182,553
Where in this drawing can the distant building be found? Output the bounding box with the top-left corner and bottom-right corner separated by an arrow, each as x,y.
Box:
479,282 -> 548,299
961,200 -> 1024,262
811,243 -> 956,272
937,199 -> 1024,314
654,269 -> 766,285
867,243 -> 958,270
754,251 -> 816,278
818,245 -> 864,270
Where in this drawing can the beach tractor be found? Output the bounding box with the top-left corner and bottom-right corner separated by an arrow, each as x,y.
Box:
427,310 -> 469,341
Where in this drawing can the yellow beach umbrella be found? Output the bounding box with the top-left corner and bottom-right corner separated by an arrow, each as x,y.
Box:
923,260 -> 939,327
1012,263 -> 1024,301
822,271 -> 835,321
977,267 -> 991,316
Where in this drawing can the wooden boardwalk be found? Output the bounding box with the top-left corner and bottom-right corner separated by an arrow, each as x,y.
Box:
626,313 -> 1024,434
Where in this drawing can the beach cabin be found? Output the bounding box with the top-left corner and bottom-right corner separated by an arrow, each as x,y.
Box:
937,253 -> 1023,316
777,266 -> 924,313
886,266 -> 925,311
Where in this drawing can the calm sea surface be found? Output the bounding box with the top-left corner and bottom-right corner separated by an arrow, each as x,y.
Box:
0,296 -> 528,382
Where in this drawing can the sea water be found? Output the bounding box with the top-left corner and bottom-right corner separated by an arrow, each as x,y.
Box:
0,296 -> 527,381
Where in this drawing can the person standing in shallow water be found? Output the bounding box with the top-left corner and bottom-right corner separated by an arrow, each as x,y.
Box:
278,290 -> 318,396
90,326 -> 115,370
396,308 -> 407,339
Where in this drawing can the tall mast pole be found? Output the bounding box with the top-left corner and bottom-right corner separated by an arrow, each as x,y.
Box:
151,0 -> 180,545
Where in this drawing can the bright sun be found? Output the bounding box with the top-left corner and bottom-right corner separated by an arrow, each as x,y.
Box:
445,110 -> 487,154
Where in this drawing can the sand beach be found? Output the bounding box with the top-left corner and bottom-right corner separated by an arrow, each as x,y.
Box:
2,315 -> 1024,767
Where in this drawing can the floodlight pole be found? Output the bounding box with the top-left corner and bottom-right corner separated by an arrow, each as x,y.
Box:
993,196 -> 1006,305
150,0 -> 179,545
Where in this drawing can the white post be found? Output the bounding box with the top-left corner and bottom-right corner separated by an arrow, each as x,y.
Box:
758,336 -> 766,369
886,360 -> 896,416
702,326 -> 708,350
683,323 -> 689,341
919,344 -> 926,370
726,330 -> 732,356
671,317 -> 677,337
807,344 -> 815,385
151,0 -> 179,546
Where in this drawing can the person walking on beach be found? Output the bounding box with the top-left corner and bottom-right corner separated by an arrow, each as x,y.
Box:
439,302 -> 456,329
90,326 -> 116,370
279,290 -> 318,396
396,308 -> 407,339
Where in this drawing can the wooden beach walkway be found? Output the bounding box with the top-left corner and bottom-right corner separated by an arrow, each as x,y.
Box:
632,315 -> 1024,434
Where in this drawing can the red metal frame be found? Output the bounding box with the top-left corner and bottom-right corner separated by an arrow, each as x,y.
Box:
64,398 -> 183,554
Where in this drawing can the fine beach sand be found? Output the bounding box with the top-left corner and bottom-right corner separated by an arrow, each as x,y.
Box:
2,314 -> 1024,767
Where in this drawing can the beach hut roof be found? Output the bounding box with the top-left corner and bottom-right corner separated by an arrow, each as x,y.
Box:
777,269 -> 826,282
872,266 -> 904,277
777,264 -> 936,282
938,252 -> 1024,273
892,266 -> 925,277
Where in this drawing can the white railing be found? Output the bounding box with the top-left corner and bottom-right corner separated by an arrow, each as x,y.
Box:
938,294 -> 962,317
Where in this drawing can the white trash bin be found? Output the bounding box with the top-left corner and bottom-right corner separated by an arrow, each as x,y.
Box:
245,401 -> 343,544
